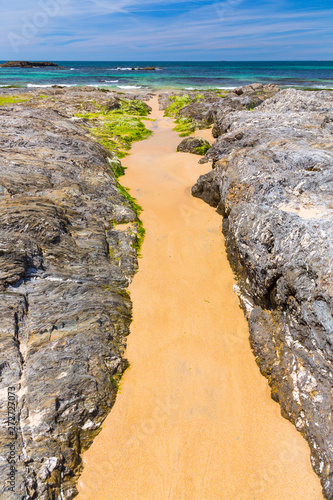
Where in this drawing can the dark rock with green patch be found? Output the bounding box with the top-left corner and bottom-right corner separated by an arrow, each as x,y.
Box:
177,136 -> 211,155
104,96 -> 121,111
0,90 -> 146,499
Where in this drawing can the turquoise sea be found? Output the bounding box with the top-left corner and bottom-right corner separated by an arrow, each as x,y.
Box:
0,61 -> 332,91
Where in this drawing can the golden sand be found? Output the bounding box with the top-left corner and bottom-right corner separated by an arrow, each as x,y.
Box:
76,96 -> 323,500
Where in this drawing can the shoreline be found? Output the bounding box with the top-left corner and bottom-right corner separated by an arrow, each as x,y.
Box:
1,84 -> 333,91
0,84 -> 331,498
0,60 -> 332,92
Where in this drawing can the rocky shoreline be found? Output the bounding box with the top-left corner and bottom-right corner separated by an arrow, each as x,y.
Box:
0,87 -> 152,499
190,85 -> 333,499
0,83 -> 332,499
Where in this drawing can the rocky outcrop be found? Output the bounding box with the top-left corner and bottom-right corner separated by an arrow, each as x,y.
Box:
176,137 -> 211,155
0,91 -> 143,499
192,88 -> 333,499
159,84 -> 280,137
211,83 -> 280,138
104,96 -> 122,111
0,62 -> 59,68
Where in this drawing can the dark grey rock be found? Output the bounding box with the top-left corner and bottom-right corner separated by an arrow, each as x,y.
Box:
191,170 -> 220,208
193,88 -> 333,499
0,94 -> 142,499
177,136 -> 211,155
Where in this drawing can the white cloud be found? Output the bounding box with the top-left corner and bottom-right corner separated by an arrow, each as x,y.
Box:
1,0 -> 332,59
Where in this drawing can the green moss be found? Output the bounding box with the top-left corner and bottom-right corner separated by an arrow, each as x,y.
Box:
75,99 -> 152,158
116,183 -> 142,214
173,116 -> 196,136
107,154 -> 125,178
75,98 -> 148,256
135,222 -> 146,255
293,87 -> 333,92
164,94 -> 194,117
113,99 -> 151,117
110,359 -> 130,394
0,85 -> 22,89
75,111 -> 101,119
114,183 -> 145,255
0,96 -> 29,106
193,143 -> 211,155
164,93 -> 206,118
165,92 -> 214,136
101,115 -> 150,146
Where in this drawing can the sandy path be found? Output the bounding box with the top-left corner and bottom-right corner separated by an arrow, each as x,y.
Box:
76,97 -> 323,499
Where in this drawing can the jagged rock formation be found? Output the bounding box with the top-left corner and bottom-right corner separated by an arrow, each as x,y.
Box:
159,84 -> 280,134
192,88 -> 333,499
0,91 -> 144,499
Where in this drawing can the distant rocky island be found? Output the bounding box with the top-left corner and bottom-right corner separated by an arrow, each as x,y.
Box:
0,61 -> 59,68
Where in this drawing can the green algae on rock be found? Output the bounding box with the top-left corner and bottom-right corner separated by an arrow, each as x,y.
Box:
75,98 -> 152,158
177,136 -> 211,155
0,95 -> 30,106
161,91 -> 223,136
0,86 -> 152,500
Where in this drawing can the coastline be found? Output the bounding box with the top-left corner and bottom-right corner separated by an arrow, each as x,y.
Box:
0,60 -> 332,92
0,83 -> 331,498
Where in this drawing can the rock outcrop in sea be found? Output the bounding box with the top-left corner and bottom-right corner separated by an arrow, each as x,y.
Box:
0,62 -> 59,68
0,88 -> 148,499
192,86 -> 333,499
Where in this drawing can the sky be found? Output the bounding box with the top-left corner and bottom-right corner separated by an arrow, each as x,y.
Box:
0,0 -> 332,60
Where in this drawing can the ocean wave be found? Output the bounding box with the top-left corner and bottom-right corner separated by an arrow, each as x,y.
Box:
103,80 -> 119,83
310,84 -> 333,89
27,83 -> 77,88
117,85 -> 142,89
117,67 -> 134,71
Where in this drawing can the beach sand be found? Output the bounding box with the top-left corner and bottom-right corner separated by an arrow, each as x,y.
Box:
76,96 -> 323,500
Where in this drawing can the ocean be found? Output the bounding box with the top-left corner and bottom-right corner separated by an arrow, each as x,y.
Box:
0,61 -> 332,91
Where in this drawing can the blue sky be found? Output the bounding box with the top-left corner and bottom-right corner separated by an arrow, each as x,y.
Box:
1,0 -> 332,60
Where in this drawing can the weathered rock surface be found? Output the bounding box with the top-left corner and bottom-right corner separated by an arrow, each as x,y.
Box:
192,88 -> 333,499
176,136 -> 211,155
211,83 -> 280,138
0,62 -> 59,68
158,91 -> 225,130
0,89 -> 146,499
159,85 -> 280,137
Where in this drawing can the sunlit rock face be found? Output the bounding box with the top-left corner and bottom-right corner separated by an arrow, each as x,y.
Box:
0,97 -> 140,499
193,88 -> 333,499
